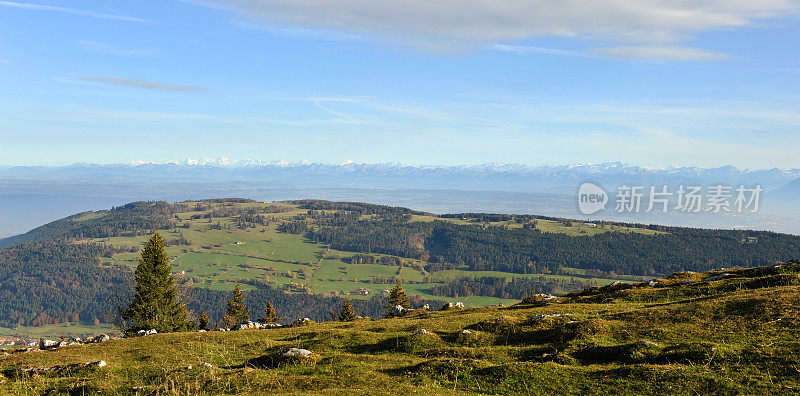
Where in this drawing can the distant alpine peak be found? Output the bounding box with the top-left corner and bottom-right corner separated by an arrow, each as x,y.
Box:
118,158 -> 800,176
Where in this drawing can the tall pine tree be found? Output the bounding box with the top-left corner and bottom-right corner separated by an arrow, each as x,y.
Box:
339,297 -> 356,322
119,232 -> 194,334
197,311 -> 211,331
259,301 -> 281,323
221,283 -> 250,328
386,283 -> 411,316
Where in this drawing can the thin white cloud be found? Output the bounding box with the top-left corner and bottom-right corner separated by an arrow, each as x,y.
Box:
77,77 -> 208,93
185,0 -> 797,53
492,44 -> 591,58
593,46 -> 734,61
77,41 -> 156,56
0,1 -> 151,23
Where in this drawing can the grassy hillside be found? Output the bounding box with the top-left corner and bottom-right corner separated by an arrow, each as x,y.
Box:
2,198 -> 798,339
85,200 -> 642,303
1,261 -> 797,394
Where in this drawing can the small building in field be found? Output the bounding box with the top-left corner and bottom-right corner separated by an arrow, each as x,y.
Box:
351,288 -> 370,296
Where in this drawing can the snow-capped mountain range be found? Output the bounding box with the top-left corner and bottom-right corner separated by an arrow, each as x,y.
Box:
2,160 -> 798,193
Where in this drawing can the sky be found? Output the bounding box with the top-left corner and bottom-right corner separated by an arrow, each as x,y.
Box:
0,0 -> 799,169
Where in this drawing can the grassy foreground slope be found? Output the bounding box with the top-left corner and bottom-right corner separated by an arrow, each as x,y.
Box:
1,261 -> 798,395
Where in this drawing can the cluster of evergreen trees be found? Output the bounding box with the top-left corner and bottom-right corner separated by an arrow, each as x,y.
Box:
0,201 -> 185,248
276,220 -> 309,234
0,241 -> 132,327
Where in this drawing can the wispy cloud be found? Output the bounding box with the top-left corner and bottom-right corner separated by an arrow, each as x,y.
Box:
593,46 -> 734,61
77,41 -> 156,56
493,44 -> 733,62
77,77 -> 208,93
185,0 -> 797,55
0,1 -> 151,23
492,44 -> 591,58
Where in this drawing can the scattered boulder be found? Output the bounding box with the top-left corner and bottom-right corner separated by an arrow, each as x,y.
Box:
86,360 -> 107,368
90,334 -> 110,343
455,328 -> 495,348
37,338 -> 81,350
136,329 -> 157,337
232,321 -> 262,331
704,273 -> 735,282
532,313 -> 574,321
524,293 -> 558,306
39,339 -> 58,350
199,362 -> 214,368
248,348 -> 318,368
284,348 -> 314,359
390,305 -> 407,317
16,360 -> 107,376
292,318 -> 314,326
441,302 -> 465,311
414,329 -> 430,336
603,281 -> 634,292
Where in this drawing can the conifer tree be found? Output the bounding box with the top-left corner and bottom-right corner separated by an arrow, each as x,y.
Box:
221,283 -> 249,328
259,301 -> 281,323
119,232 -> 194,334
387,283 -> 411,315
339,297 -> 356,322
197,311 -> 211,331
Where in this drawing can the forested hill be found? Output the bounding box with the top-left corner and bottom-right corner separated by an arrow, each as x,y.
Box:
0,198 -> 798,335
0,200 -> 200,248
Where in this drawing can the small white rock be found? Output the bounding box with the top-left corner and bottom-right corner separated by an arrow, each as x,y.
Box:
284,348 -> 313,358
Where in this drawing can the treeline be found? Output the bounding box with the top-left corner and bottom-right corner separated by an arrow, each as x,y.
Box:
290,199 -> 428,216
430,276 -> 589,299
344,254 -> 402,266
0,201 -> 187,247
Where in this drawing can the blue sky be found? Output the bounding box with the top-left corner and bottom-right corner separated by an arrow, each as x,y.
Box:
1,0 -> 799,168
